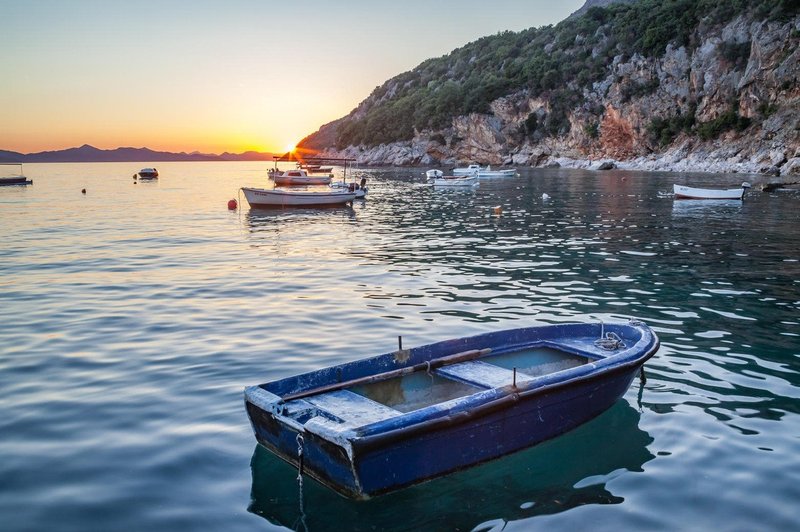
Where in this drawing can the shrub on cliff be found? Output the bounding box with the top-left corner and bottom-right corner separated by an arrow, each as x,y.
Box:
320,0 -> 797,150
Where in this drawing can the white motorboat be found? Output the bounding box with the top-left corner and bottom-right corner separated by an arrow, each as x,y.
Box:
241,187 -> 356,207
330,176 -> 368,198
673,182 -> 751,200
137,167 -> 158,179
478,165 -> 517,177
269,169 -> 332,186
426,169 -> 478,187
451,164 -> 516,177
300,164 -> 334,173
452,164 -> 483,176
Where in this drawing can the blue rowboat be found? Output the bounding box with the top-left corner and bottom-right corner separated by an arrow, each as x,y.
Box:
244,320 -> 659,499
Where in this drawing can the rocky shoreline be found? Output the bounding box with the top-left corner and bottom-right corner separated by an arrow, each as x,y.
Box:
304,14 -> 800,183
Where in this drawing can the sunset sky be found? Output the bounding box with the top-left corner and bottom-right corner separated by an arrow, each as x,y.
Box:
2,0 -> 583,154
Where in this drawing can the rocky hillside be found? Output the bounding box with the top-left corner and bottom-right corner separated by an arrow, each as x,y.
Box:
298,0 -> 800,176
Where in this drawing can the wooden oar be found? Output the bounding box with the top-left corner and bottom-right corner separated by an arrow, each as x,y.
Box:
281,347 -> 492,402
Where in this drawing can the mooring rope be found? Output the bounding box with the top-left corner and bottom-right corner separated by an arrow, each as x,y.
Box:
595,331 -> 626,350
295,433 -> 304,481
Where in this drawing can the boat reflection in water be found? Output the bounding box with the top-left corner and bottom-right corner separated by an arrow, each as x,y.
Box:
248,401 -> 654,530
671,198 -> 744,219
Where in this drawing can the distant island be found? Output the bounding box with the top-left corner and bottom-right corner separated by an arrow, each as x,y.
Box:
298,0 -> 800,177
0,144 -> 276,164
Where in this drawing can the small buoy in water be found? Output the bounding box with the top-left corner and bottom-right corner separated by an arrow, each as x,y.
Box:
542,193 -> 550,200
227,199 -> 238,210
81,188 -> 86,194
493,205 -> 502,214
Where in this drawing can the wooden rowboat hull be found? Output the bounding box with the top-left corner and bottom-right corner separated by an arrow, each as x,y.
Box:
673,184 -> 745,200
244,321 -> 659,499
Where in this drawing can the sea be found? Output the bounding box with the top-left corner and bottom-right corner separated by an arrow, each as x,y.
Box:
1,162 -> 798,531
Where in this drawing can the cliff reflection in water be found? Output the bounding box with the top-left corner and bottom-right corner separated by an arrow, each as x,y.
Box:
248,401 -> 654,531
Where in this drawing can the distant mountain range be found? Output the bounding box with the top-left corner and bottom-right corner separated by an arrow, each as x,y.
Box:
0,144 -> 276,163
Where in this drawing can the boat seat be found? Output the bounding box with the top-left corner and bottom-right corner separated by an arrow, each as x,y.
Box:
304,389 -> 401,429
436,361 -> 533,389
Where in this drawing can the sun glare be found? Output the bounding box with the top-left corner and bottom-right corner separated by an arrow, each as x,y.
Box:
285,144 -> 296,153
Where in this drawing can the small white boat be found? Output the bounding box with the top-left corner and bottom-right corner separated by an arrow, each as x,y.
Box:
452,164 -> 482,176
452,164 -> 516,177
673,182 -> 751,200
426,169 -> 478,187
241,187 -> 356,207
478,165 -> 516,177
301,164 -> 333,173
270,169 -> 332,186
330,177 -> 368,198
137,168 -> 158,179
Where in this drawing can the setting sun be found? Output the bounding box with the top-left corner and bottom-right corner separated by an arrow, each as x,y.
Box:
285,144 -> 296,153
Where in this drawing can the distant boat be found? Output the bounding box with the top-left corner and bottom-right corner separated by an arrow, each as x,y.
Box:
330,176 -> 368,198
478,165 -> 517,177
452,164 -> 516,177
244,320 -> 659,499
299,164 -> 334,173
269,169 -> 332,186
452,164 -> 483,176
137,168 -> 159,179
426,169 -> 478,187
0,163 -> 32,186
673,182 -> 751,200
240,187 -> 356,207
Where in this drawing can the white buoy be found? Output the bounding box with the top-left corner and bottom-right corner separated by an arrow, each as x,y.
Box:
542,193 -> 550,200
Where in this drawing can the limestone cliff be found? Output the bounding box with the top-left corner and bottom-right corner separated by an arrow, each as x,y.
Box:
299,4 -> 800,176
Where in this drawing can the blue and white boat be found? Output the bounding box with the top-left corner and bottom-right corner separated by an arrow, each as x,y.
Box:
244,320 -> 659,499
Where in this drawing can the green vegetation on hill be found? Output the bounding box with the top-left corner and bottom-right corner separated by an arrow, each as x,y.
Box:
330,0 -> 797,150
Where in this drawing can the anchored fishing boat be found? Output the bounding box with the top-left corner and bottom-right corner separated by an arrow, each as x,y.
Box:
477,165 -> 517,177
451,164 -> 516,177
240,187 -> 356,207
452,164 -> 482,176
0,163 -> 32,186
269,169 -> 332,186
244,320 -> 659,499
330,177 -> 368,198
426,169 -> 478,187
673,182 -> 751,200
243,156 -> 362,207
137,168 -> 158,179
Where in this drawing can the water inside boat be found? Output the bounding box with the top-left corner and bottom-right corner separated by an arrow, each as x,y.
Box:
350,372 -> 481,413
485,347 -> 589,377
348,347 -> 590,413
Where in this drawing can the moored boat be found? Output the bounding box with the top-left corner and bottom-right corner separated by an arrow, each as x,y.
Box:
0,163 -> 32,186
0,176 -> 33,186
330,176 -> 368,198
673,182 -> 751,200
270,169 -> 332,186
244,320 -> 659,499
137,168 -> 159,179
451,164 -> 516,177
426,169 -> 478,187
478,165 -> 517,177
452,164 -> 483,176
241,187 -> 356,207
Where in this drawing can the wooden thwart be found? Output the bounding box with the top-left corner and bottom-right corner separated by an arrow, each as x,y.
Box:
281,347 -> 492,402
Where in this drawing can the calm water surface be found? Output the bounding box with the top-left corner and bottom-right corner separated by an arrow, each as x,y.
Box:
1,162 -> 798,531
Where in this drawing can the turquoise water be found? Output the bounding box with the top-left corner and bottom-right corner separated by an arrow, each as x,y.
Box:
1,162 -> 798,531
